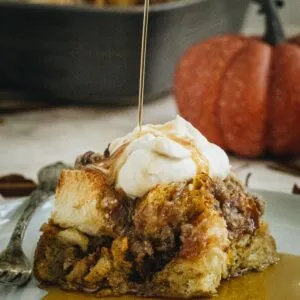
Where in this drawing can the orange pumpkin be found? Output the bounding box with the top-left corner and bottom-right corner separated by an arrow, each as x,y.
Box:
174,0 -> 300,157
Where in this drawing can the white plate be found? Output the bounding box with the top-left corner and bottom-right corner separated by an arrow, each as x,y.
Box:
0,190 -> 299,300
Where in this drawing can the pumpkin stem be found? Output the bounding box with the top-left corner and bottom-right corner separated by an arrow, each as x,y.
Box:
254,0 -> 285,45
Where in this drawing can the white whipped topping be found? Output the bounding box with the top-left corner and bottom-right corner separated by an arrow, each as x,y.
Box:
108,116 -> 230,198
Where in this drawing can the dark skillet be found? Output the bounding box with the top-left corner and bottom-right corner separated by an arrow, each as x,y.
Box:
0,0 -> 249,105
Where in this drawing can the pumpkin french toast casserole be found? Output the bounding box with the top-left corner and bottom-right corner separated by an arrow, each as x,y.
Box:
34,116 -> 278,297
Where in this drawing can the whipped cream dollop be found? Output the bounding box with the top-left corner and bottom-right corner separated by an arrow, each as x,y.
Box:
108,116 -> 230,198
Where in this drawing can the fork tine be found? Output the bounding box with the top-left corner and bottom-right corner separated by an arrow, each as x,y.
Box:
13,273 -> 22,280
18,274 -> 31,285
10,273 -> 25,284
0,273 -> 30,286
0,271 -> 8,280
0,280 -> 18,286
0,272 -> 18,283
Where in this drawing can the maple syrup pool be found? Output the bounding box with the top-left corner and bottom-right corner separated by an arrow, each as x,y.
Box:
43,253 -> 300,300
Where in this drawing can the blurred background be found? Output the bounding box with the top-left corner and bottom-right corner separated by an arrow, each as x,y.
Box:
0,0 -> 249,105
0,0 -> 299,199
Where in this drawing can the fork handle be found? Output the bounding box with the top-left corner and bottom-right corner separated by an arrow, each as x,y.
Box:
6,188 -> 51,251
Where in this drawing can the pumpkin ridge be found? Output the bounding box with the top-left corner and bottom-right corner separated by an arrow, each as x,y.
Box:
174,35 -> 246,148
268,43 -> 300,155
218,40 -> 271,157
265,45 -> 276,154
214,40 -> 250,152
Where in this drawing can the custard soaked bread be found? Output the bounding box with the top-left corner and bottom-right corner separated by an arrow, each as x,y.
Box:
34,117 -> 278,297
34,171 -> 277,297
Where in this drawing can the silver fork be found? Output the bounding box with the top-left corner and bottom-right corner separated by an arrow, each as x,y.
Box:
0,162 -> 69,286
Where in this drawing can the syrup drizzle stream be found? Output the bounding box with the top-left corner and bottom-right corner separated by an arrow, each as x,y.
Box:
138,0 -> 150,131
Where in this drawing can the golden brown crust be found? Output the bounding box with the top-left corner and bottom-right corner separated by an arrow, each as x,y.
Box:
34,172 -> 278,298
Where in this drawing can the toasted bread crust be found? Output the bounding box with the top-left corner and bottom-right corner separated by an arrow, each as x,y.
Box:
53,169 -> 132,237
